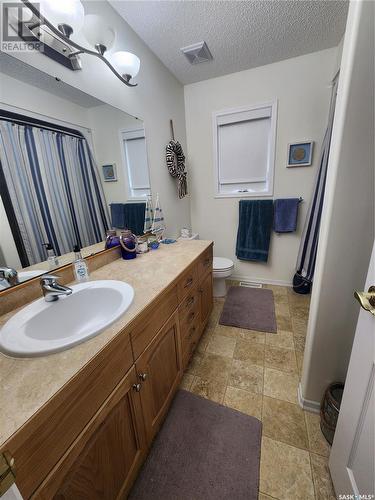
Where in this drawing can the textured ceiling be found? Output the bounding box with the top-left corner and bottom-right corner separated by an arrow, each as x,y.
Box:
109,0 -> 348,84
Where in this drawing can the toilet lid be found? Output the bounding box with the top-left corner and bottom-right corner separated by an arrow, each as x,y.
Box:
213,257 -> 234,271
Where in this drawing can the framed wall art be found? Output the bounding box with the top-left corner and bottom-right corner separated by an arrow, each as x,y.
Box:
287,141 -> 314,167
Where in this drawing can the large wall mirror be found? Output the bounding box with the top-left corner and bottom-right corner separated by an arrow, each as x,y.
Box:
0,54 -> 152,291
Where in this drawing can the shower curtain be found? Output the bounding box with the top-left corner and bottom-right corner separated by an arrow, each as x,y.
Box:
0,120 -> 110,266
293,76 -> 339,292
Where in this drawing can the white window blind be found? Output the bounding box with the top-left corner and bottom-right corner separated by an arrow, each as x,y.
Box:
213,102 -> 277,197
121,129 -> 151,199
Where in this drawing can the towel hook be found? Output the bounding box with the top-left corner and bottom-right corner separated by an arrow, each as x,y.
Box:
169,119 -> 175,141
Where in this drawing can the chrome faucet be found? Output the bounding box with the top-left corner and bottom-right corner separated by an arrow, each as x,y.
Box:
40,275 -> 72,302
0,267 -> 18,286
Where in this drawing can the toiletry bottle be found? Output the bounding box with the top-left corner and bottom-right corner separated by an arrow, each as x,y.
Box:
43,243 -> 59,269
105,229 -> 120,249
73,245 -> 89,282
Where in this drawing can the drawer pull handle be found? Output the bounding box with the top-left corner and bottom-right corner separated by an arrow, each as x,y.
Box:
189,312 -> 195,322
186,297 -> 194,307
188,326 -> 196,338
138,373 -> 148,381
203,258 -> 210,266
184,277 -> 193,288
132,383 -> 142,392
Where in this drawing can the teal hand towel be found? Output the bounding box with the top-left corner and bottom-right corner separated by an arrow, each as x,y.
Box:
111,203 -> 145,235
236,200 -> 274,262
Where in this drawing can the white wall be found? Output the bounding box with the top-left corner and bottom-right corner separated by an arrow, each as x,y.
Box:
87,105 -> 144,204
300,0 -> 374,407
0,74 -> 92,126
5,0 -> 190,239
184,48 -> 337,284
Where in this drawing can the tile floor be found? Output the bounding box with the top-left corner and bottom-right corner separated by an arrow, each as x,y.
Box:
180,283 -> 336,500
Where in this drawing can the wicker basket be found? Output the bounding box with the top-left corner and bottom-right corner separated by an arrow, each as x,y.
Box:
320,382 -> 344,445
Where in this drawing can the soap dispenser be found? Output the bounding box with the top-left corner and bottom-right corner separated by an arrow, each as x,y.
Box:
43,243 -> 59,269
73,245 -> 89,282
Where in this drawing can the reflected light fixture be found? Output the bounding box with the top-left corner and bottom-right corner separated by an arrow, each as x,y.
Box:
12,0 -> 140,87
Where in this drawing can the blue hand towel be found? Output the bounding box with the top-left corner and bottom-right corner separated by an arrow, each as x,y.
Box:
110,203 -> 125,229
111,203 -> 146,234
236,200 -> 274,262
274,198 -> 300,233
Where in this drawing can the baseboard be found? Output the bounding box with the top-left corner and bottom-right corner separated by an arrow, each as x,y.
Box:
298,383 -> 320,413
230,274 -> 292,287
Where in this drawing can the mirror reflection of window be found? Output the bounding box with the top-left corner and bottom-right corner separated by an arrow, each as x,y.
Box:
121,129 -> 151,200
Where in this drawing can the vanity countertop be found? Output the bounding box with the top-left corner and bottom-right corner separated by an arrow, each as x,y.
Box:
0,240 -> 212,448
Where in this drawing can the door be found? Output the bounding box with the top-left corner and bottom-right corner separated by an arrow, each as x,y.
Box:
329,242 -> 375,497
136,311 -> 182,444
200,271 -> 213,329
35,367 -> 147,500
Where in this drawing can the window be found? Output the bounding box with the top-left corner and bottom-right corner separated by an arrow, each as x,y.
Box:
121,128 -> 151,199
212,101 -> 277,198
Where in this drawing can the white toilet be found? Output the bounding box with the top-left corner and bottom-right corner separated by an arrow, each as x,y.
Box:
213,257 -> 234,297
178,232 -> 234,297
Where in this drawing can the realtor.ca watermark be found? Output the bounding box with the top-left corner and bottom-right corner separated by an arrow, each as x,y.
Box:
1,2 -> 44,52
338,495 -> 375,500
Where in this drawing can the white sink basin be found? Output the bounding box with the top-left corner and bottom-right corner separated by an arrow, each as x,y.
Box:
0,280 -> 134,358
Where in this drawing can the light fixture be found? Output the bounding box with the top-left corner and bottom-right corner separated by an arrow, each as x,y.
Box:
110,51 -> 140,83
82,15 -> 116,55
40,0 -> 85,38
11,0 -> 140,87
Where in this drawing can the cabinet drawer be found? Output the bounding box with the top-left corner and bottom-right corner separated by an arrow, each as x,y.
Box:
5,330 -> 133,499
182,315 -> 201,368
131,286 -> 178,359
198,246 -> 213,281
177,265 -> 198,302
179,294 -> 200,335
178,285 -> 199,323
181,312 -> 201,354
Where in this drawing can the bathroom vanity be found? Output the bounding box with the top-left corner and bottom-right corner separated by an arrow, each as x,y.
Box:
0,241 -> 213,499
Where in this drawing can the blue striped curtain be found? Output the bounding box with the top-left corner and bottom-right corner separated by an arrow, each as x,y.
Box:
294,77 -> 339,286
0,121 -> 110,265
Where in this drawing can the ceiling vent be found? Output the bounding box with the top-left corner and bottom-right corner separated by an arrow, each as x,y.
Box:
180,41 -> 213,65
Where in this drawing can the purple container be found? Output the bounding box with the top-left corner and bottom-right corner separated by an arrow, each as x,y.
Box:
120,230 -> 137,260
105,230 -> 120,249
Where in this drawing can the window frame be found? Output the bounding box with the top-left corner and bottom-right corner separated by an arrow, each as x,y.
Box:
212,100 -> 278,199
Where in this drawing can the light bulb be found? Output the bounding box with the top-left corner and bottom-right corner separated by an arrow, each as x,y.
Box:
110,51 -> 140,81
82,15 -> 116,53
40,0 -> 85,36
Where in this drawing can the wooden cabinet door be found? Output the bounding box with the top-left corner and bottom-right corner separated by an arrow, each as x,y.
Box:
200,271 -> 213,330
136,311 -> 182,444
34,367 -> 147,500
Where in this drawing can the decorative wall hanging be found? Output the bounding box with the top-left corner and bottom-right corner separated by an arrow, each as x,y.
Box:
287,141 -> 314,167
102,164 -> 117,182
166,120 -> 188,199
